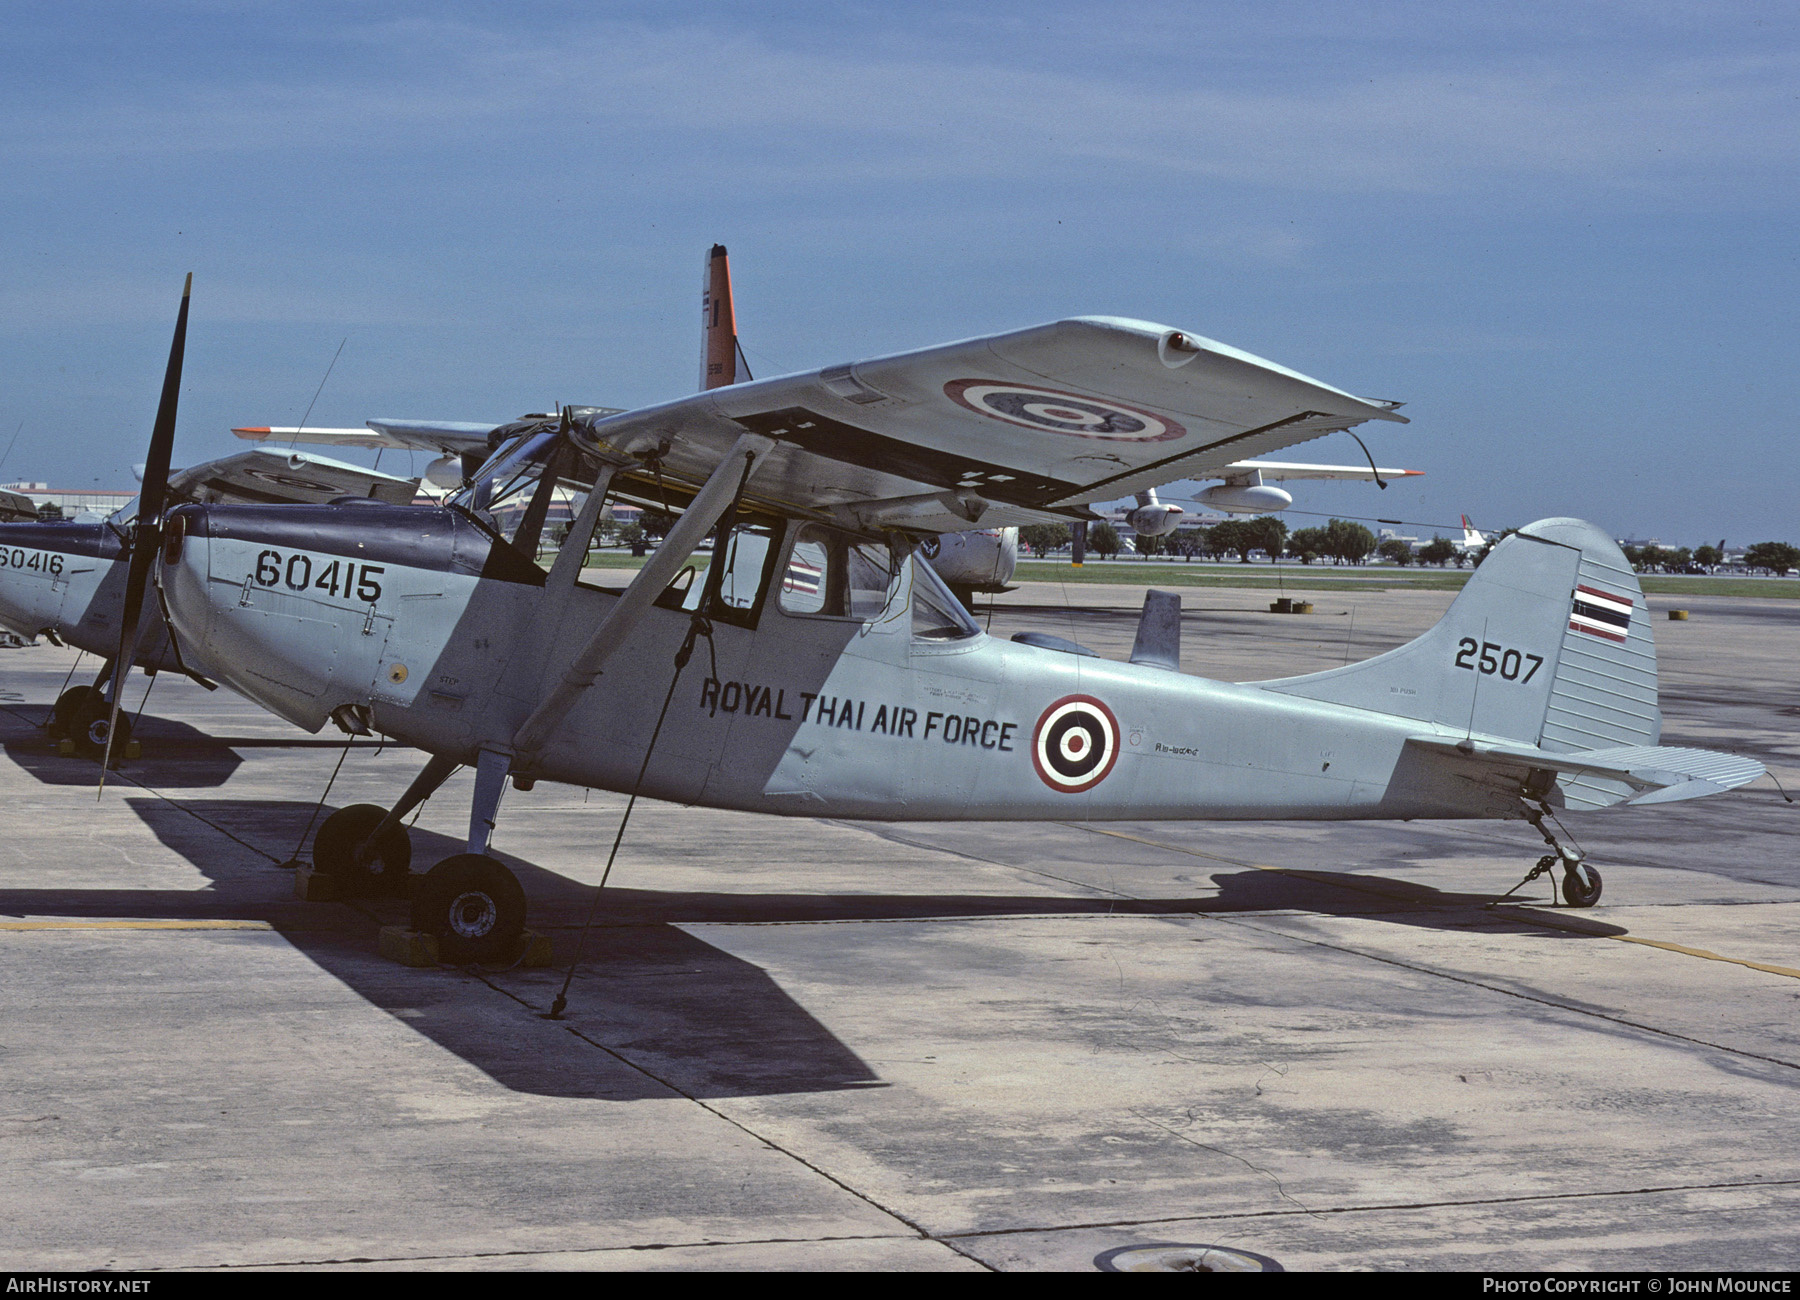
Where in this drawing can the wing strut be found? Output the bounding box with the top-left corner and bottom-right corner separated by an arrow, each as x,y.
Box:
510,431 -> 774,760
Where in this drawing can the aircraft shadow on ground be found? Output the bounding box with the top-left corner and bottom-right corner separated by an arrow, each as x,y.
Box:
3,706 -> 388,788
8,796 -> 1624,1102
1198,867 -> 1627,936
1,708 -> 245,787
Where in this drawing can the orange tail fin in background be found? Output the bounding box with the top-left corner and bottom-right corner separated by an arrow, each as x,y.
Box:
701,244 -> 739,391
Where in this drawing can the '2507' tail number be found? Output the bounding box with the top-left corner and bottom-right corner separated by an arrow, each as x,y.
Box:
254,550 -> 383,603
1454,638 -> 1543,682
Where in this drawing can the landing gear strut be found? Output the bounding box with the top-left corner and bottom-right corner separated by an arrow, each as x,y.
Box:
350,749 -> 527,961
1512,804 -> 1603,908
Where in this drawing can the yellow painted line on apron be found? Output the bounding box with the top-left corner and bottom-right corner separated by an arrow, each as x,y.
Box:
1070,825 -> 1800,981
0,920 -> 272,931
1609,936 -> 1800,981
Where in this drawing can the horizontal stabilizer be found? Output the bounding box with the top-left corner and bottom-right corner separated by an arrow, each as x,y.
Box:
1409,737 -> 1766,808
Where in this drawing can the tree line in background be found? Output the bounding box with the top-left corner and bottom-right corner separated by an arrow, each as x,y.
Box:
1018,517 -> 1386,565
1016,519 -> 1799,575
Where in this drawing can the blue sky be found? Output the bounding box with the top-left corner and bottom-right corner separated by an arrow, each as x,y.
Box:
3,1 -> 1795,543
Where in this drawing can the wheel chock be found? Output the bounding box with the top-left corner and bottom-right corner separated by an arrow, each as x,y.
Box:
377,926 -> 554,968
379,925 -> 439,967
293,864 -> 341,901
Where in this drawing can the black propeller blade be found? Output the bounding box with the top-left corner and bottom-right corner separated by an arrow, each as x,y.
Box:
98,273 -> 190,787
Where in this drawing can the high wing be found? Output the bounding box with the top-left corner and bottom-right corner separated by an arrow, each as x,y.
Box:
232,420 -> 512,457
0,488 -> 39,522
566,316 -> 1406,536
1219,460 -> 1422,482
155,448 -> 422,507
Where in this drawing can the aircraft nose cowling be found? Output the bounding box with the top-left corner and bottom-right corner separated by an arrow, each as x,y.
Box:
156,504 -> 217,663
0,520 -> 110,638
156,500 -> 527,735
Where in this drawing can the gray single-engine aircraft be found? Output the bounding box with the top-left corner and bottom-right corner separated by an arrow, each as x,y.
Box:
97,273 -> 1760,967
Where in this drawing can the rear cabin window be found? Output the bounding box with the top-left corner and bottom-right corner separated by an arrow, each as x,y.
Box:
779,524 -> 896,621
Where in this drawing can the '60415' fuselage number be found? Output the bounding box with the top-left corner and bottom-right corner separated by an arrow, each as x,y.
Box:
253,549 -> 383,603
1454,637 -> 1543,682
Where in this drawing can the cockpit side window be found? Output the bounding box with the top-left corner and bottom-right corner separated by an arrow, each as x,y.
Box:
651,520 -> 780,629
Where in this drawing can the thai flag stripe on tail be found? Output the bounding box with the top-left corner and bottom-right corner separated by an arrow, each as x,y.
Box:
1570,583 -> 1632,643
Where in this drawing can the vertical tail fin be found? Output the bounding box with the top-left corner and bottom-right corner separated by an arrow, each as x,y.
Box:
1261,518 -> 1660,767
701,244 -> 739,391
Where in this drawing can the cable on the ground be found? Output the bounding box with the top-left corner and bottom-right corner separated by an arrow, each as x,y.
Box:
544,450 -> 758,1020
278,735 -> 360,869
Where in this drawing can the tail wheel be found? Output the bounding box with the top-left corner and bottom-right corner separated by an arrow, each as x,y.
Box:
312,803 -> 412,897
70,697 -> 129,761
52,685 -> 102,736
1562,861 -> 1603,908
411,855 -> 525,963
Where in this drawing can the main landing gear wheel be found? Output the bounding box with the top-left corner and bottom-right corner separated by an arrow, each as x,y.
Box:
1562,861 -> 1603,908
51,685 -> 102,737
312,803 -> 413,897
411,855 -> 525,964
70,697 -> 129,761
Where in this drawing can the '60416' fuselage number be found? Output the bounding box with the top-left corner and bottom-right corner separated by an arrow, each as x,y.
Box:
0,548 -> 64,575
1454,637 -> 1543,682
253,549 -> 383,603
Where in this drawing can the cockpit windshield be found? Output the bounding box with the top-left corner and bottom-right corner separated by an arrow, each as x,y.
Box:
450,429 -> 598,570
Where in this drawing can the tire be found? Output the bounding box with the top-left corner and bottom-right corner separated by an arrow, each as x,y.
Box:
1563,862 -> 1603,908
70,696 -> 129,761
411,855 -> 526,963
312,803 -> 412,897
52,685 -> 101,736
